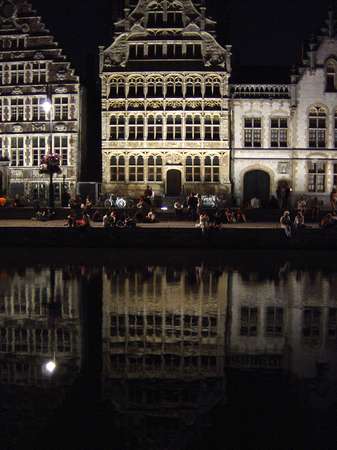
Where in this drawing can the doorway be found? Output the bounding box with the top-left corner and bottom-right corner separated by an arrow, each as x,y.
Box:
243,170 -> 270,207
166,169 -> 182,196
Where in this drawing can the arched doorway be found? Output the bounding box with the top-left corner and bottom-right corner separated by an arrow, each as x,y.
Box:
243,170 -> 270,207
166,169 -> 182,196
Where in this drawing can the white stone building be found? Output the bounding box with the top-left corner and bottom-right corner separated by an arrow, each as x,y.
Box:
101,1 -> 337,206
0,0 -> 83,202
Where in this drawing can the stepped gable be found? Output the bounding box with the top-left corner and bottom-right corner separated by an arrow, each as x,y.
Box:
0,0 -> 77,84
102,0 -> 231,72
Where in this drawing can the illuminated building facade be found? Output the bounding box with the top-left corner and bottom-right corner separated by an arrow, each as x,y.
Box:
0,0 -> 83,201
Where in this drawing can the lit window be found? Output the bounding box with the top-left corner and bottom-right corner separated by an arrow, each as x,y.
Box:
110,155 -> 125,182
205,156 -> 220,183
54,97 -> 69,121
204,115 -> 220,140
309,106 -> 326,148
271,118 -> 288,147
244,118 -> 262,148
185,156 -> 201,182
128,115 -> 144,140
147,115 -> 163,140
10,63 -> 25,84
32,62 -> 47,84
10,98 -> 24,121
32,137 -> 46,167
308,161 -> 326,192
10,137 -> 24,166
240,307 -> 258,336
166,115 -> 182,140
148,156 -> 162,182
129,155 -> 144,182
53,136 -> 69,166
185,115 -> 201,140
326,60 -> 337,92
32,97 -> 47,121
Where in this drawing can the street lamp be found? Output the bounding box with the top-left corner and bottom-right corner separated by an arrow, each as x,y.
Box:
40,97 -> 61,209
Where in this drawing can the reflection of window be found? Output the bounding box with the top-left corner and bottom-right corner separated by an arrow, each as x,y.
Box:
328,308 -> 337,339
265,307 -> 283,337
147,115 -> 163,140
308,162 -> 326,192
167,115 -> 182,140
309,106 -> 326,148
326,60 -> 337,92
271,118 -> 288,147
205,156 -> 220,182
302,308 -> 321,338
129,155 -> 144,182
110,156 -> 125,182
205,115 -> 220,140
186,156 -> 201,182
110,116 -> 125,140
244,118 -> 262,148
148,156 -> 162,182
240,307 -> 258,336
185,115 -> 201,140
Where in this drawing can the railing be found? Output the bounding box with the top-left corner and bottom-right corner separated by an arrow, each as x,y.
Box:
231,84 -> 290,99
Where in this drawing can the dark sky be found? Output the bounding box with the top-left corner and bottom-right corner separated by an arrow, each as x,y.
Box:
31,0 -> 333,79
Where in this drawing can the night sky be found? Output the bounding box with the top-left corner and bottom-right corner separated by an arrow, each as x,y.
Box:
29,0 -> 333,180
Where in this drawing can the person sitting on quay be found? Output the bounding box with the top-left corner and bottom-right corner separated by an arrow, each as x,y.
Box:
235,208 -> 247,223
320,213 -> 337,230
197,212 -> 209,234
174,200 -> 184,220
66,211 -> 76,228
77,212 -> 91,229
297,196 -> 307,217
280,210 -> 292,238
250,196 -> 261,209
293,210 -> 305,232
144,185 -> 153,206
145,210 -> 157,223
224,208 -> 236,224
330,187 -> 337,213
187,193 -> 198,221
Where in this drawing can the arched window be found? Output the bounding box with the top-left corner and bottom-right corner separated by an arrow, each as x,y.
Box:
148,156 -> 162,182
186,156 -> 201,182
186,115 -> 201,140
167,115 -> 182,140
205,156 -> 220,183
128,115 -> 144,140
129,155 -> 144,182
110,80 -> 125,98
147,115 -> 163,140
128,82 -> 144,98
309,106 -> 326,148
204,81 -> 221,98
166,81 -> 183,98
326,60 -> 337,92
110,156 -> 125,182
110,115 -> 125,140
204,115 -> 220,140
147,82 -> 163,98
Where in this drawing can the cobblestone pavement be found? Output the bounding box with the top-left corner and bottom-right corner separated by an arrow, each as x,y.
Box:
0,219 -> 319,229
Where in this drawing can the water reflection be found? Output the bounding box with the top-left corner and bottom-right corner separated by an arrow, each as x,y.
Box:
0,254 -> 336,449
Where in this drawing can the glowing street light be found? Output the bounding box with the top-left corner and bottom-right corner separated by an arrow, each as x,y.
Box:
42,99 -> 52,115
45,360 -> 57,374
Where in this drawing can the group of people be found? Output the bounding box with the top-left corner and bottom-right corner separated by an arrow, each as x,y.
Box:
280,210 -> 306,238
196,208 -> 247,233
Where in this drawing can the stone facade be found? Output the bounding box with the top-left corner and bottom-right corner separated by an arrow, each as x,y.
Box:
101,1 -> 337,206
100,0 -> 232,198
0,0 -> 82,201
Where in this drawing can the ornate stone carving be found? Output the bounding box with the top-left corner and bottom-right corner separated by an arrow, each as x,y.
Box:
54,124 -> 67,132
166,154 -> 182,165
12,124 -> 23,133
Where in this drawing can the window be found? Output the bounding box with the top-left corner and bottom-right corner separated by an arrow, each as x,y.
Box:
10,98 -> 24,121
334,110 -> 337,148
271,118 -> 288,147
128,82 -> 144,98
167,115 -> 182,140
148,156 -> 162,182
32,97 -> 47,121
56,329 -> 71,353
53,136 -> 68,166
110,155 -> 125,182
308,162 -> 326,192
32,137 -> 46,166
309,106 -> 326,148
185,82 -> 202,97
244,118 -> 262,147
265,307 -> 284,337
147,115 -> 163,140
0,98 -> 4,122
10,63 -> 25,84
0,137 -> 4,159
302,308 -> 321,338
328,308 -> 337,339
147,83 -> 163,98
129,155 -> 144,182
128,115 -> 144,140
205,156 -> 220,182
0,64 -> 3,85
110,115 -> 125,140
326,61 -> 337,92
204,81 -> 221,98
334,164 -> 337,187
110,81 -> 125,98
10,137 -> 24,166
185,156 -> 201,182
185,115 -> 201,140
204,115 -> 220,140
32,62 -> 47,84
166,81 -> 183,97
240,307 -> 258,336
54,97 -> 69,121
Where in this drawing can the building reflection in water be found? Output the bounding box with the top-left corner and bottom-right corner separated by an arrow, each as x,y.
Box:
0,257 -> 336,449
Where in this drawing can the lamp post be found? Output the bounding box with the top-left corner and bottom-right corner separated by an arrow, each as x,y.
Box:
41,98 -> 61,209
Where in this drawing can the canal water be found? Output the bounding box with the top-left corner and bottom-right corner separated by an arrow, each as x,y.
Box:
0,250 -> 336,450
